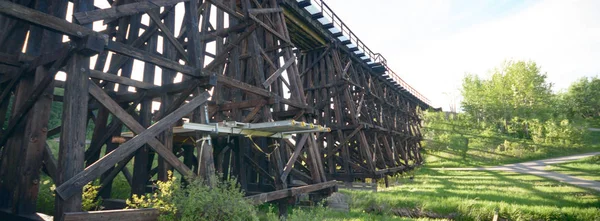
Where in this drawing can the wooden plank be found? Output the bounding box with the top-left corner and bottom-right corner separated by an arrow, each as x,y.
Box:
248,13 -> 291,45
206,0 -> 243,20
0,1 -> 197,78
245,180 -> 337,204
43,143 -> 58,183
146,10 -> 189,62
73,0 -> 188,24
63,208 -> 159,221
55,82 -> 209,200
217,75 -> 309,110
262,55 -> 295,89
0,1 -> 102,39
242,101 -> 267,123
132,29 -> 158,195
105,41 -> 196,76
157,5 -> 177,181
243,154 -> 274,184
89,69 -> 156,89
0,46 -> 72,150
84,100 -> 141,164
248,8 -> 282,14
55,0 -> 93,217
280,134 -> 308,182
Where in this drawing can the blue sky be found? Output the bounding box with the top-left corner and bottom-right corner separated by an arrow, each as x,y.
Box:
322,0 -> 600,111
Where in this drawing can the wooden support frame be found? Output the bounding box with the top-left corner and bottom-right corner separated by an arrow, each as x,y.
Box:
0,0 -> 431,218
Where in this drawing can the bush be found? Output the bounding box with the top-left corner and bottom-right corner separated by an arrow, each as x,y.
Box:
36,178 -> 102,215
127,172 -> 259,221
82,182 -> 102,211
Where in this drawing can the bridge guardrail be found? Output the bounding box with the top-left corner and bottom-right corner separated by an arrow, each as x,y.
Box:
301,0 -> 432,107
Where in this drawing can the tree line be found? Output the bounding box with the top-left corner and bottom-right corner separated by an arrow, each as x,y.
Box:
423,60 -> 600,157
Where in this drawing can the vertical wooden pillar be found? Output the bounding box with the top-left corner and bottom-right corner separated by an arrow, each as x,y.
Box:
131,15 -> 158,195
157,5 -> 177,182
55,50 -> 89,219
55,0 -> 92,219
0,0 -> 32,210
14,0 -> 67,214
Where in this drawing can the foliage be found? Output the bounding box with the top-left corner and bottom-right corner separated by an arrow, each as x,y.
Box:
82,182 -> 103,211
127,172 -> 259,221
36,176 -> 56,215
345,168 -> 600,221
423,60 -> 596,168
461,60 -> 553,134
561,77 -> 600,120
36,177 -> 102,215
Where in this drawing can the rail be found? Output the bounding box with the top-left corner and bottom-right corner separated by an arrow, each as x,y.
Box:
300,0 -> 432,106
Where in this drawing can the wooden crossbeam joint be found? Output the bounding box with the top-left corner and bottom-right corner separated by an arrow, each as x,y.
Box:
74,34 -> 108,56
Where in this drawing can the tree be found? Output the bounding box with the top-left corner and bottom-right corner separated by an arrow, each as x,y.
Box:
461,60 -> 553,137
561,77 -> 600,120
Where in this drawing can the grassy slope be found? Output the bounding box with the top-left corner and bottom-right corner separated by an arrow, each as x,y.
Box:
322,168 -> 599,221
306,144 -> 600,221
545,156 -> 600,182
424,129 -> 600,168
424,145 -> 600,168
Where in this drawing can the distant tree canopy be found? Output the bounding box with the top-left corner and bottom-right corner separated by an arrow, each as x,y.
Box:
460,60 -> 557,137
424,60 -> 598,153
461,61 -> 553,123
561,77 -> 600,120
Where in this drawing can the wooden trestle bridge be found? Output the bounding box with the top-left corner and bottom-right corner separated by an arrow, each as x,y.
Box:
0,0 -> 434,219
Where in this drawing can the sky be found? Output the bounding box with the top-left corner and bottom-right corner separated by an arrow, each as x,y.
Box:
320,0 -> 600,111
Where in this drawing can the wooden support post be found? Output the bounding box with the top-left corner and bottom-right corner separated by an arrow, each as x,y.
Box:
55,0 -> 93,217
131,29 -> 157,195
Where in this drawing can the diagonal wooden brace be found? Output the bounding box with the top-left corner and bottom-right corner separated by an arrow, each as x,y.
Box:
55,80 -> 210,200
262,55 -> 296,89
280,134 -> 309,183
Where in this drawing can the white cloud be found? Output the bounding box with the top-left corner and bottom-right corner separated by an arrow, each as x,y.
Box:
326,0 -> 600,111
388,0 -> 600,110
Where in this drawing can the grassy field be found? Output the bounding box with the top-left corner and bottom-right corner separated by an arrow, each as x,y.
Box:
545,155 -> 600,182
422,129 -> 600,168
424,145 -> 600,168
291,142 -> 600,221
306,168 -> 600,221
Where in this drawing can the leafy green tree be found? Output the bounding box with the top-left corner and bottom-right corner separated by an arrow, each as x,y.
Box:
561,77 -> 600,120
461,60 -> 553,137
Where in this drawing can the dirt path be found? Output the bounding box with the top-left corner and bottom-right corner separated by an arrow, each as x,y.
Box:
438,152 -> 600,192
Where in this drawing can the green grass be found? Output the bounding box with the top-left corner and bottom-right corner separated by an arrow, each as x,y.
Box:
335,168 -> 600,221
545,155 -> 600,182
424,138 -> 600,168
423,129 -> 600,168
314,210 -> 442,221
258,203 -> 444,221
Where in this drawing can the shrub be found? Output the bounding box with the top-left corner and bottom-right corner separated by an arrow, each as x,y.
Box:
36,178 -> 102,215
127,172 -> 259,221
82,182 -> 102,211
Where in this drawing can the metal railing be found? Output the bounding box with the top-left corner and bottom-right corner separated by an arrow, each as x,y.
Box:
302,0 -> 432,106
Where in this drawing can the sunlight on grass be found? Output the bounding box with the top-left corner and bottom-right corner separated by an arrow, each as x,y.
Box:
337,168 -> 600,220
545,156 -> 600,182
